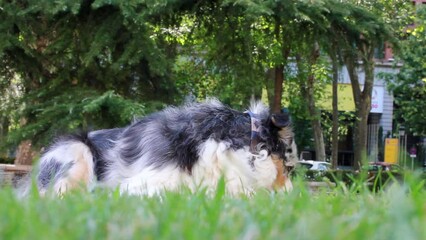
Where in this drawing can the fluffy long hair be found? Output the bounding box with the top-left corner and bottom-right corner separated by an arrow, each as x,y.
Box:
20,99 -> 297,197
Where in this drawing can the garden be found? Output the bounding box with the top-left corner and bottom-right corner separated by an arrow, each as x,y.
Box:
1,1 -> 426,239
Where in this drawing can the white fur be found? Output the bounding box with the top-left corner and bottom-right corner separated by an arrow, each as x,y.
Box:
119,164 -> 186,196
115,139 -> 278,196
287,140 -> 299,163
39,142 -> 95,195
248,100 -> 268,116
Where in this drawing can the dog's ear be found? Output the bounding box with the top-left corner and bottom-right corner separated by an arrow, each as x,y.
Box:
271,113 -> 290,128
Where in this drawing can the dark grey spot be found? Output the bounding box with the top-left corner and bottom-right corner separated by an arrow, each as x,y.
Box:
37,159 -> 73,189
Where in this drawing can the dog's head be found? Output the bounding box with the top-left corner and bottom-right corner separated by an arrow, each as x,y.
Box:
268,113 -> 297,190
270,113 -> 298,163
247,105 -> 298,191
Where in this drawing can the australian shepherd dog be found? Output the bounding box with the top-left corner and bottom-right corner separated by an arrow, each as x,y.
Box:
22,99 -> 297,197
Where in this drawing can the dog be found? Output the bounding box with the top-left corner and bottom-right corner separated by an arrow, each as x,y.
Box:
21,99 -> 298,197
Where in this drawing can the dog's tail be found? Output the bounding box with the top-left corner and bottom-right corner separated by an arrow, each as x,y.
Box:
16,134 -> 96,198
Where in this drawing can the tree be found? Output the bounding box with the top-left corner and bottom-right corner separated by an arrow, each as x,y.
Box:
0,0 -> 192,161
341,7 -> 394,168
330,47 -> 341,169
0,0 -> 405,169
181,0 -> 301,109
175,1 -> 267,107
389,6 -> 426,136
291,1 -> 338,162
315,0 -> 412,169
321,1 -> 352,169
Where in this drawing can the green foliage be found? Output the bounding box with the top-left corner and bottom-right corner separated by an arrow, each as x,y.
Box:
321,111 -> 356,151
387,6 -> 426,136
0,0 -> 416,160
282,56 -> 334,151
179,0 -> 269,105
0,0 -> 185,147
173,55 -> 256,108
347,0 -> 412,40
6,90 -> 145,147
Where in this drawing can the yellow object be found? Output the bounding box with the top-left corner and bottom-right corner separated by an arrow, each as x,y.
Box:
384,138 -> 399,164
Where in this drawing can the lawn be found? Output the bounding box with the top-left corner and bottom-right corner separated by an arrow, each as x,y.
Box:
0,175 -> 425,240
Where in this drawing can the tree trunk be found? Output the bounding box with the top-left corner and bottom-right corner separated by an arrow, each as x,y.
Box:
272,65 -> 284,113
14,140 -> 37,165
310,43 -> 325,161
297,43 -> 326,161
0,117 -> 8,145
14,118 -> 38,165
0,118 -> 9,159
264,68 -> 275,109
264,66 -> 283,113
344,45 -> 374,169
311,114 -> 326,161
306,75 -> 326,161
353,104 -> 370,169
331,52 -> 339,169
270,18 -> 292,114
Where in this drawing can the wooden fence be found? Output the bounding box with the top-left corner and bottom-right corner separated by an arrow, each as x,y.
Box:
0,164 -> 31,187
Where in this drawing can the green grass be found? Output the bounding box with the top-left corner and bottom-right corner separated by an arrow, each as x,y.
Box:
1,175 -> 426,240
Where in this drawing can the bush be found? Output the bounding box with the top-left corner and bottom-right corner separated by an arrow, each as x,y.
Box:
292,169 -> 408,191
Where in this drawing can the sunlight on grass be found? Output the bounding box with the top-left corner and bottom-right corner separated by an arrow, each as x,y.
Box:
1,174 -> 425,240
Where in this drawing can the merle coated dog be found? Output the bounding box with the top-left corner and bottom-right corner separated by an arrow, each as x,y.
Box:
21,99 -> 297,197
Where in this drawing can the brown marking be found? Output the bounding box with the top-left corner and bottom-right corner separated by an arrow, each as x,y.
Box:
272,155 -> 285,189
53,145 -> 92,195
71,150 -> 91,184
272,154 -> 293,191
